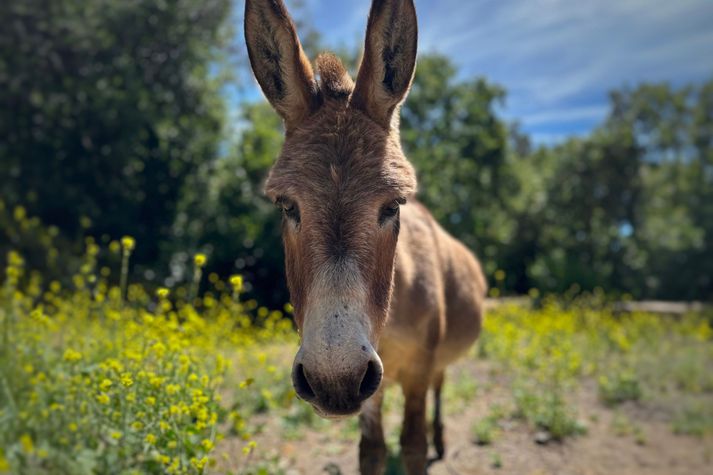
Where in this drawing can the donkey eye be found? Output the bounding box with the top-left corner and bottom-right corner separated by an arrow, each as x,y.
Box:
379,199 -> 403,224
277,198 -> 300,223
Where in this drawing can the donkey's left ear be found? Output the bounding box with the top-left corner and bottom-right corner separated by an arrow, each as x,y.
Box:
244,0 -> 321,132
351,0 -> 418,129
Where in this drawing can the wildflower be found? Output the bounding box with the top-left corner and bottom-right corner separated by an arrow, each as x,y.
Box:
201,439 -> 214,451
110,431 -> 123,440
99,378 -> 112,391
108,241 -> 121,254
63,348 -> 83,363
19,434 -> 34,454
121,236 -> 135,253
13,206 -> 26,222
0,453 -> 10,471
145,433 -> 157,445
229,274 -> 244,292
68,423 -> 78,432
194,253 -> 207,268
120,373 -> 133,387
131,421 -> 144,431
165,384 -> 180,395
156,287 -> 170,299
96,393 -> 110,405
145,396 -> 156,406
150,342 -> 166,358
191,456 -> 208,470
242,440 -> 256,455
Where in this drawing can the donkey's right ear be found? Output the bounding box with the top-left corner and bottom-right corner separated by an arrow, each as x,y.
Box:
244,0 -> 321,131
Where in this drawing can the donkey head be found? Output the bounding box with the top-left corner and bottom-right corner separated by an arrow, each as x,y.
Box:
245,0 -> 418,417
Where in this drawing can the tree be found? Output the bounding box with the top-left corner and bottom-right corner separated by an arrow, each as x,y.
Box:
0,0 -> 231,271
401,54 -> 517,279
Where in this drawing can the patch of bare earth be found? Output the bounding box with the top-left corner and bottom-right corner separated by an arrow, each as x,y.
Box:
215,358 -> 713,475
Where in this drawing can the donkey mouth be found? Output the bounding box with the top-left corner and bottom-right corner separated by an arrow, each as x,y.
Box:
311,401 -> 362,420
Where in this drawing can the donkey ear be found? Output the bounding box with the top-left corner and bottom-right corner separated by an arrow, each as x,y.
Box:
244,0 -> 321,131
351,0 -> 418,129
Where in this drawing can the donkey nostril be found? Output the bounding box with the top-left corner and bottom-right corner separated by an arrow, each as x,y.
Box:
293,364 -> 316,401
358,360 -> 382,400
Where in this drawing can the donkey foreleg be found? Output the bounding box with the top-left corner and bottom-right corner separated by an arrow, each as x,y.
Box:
431,370 -> 446,462
400,381 -> 429,474
359,387 -> 387,475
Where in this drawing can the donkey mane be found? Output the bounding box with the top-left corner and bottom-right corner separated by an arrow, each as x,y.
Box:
315,53 -> 355,99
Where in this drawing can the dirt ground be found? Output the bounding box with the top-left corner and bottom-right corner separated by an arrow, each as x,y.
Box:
216,358 -> 713,475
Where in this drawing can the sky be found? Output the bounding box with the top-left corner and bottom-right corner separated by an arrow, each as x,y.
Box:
238,0 -> 713,145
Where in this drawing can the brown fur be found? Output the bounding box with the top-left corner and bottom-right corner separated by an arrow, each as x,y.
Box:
245,1 -> 486,473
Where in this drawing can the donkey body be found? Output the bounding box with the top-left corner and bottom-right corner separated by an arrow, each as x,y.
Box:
245,1 -> 486,473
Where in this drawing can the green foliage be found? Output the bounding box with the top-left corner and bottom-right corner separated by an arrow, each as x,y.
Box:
0,0 -> 230,278
401,56 -> 512,275
598,371 -> 642,406
173,102 -> 287,305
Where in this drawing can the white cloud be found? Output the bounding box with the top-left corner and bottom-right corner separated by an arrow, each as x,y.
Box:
519,105 -> 609,126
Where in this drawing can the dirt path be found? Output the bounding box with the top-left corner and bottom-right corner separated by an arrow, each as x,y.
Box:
216,358 -> 713,475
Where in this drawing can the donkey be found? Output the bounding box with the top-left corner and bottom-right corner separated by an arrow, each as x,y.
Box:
245,0 -> 486,473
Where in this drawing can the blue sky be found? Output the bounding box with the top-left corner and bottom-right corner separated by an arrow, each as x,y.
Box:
238,0 -> 713,144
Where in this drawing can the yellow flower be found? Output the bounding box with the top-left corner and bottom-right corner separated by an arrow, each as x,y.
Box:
242,441 -> 256,455
96,393 -> 110,405
19,434 -> 34,454
144,433 -> 157,445
131,421 -> 144,431
165,384 -> 180,395
145,396 -> 156,406
99,378 -> 112,391
121,236 -> 135,252
110,431 -> 123,440
120,373 -> 133,387
191,456 -> 208,470
194,253 -> 207,268
156,287 -> 170,299
63,348 -> 83,363
229,274 -> 243,292
68,423 -> 78,432
200,439 -> 214,451
0,453 -> 10,471
13,206 -> 26,222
